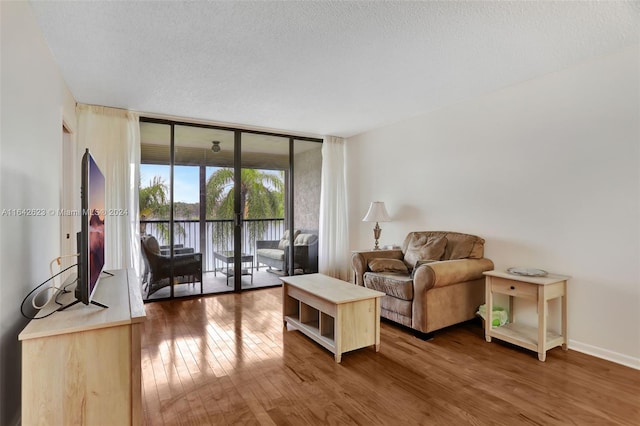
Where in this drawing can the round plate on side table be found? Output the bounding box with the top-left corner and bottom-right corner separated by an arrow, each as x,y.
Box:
507,267 -> 548,277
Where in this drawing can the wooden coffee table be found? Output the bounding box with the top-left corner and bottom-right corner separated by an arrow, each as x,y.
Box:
280,273 -> 385,363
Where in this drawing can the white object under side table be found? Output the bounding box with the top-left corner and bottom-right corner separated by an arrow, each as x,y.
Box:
483,270 -> 570,361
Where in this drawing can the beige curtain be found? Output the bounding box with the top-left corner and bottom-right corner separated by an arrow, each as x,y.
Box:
76,104 -> 141,275
318,136 -> 350,280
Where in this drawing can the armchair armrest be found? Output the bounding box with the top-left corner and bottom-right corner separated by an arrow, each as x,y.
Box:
413,258 -> 494,292
161,244 -> 184,250
351,249 -> 403,285
173,252 -> 202,263
161,247 -> 194,255
256,240 -> 280,250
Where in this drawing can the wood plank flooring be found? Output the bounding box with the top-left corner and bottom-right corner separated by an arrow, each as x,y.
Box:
145,270 -> 282,301
141,287 -> 640,425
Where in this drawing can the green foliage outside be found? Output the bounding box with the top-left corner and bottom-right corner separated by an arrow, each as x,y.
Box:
206,168 -> 284,249
139,176 -> 169,220
139,176 -> 172,240
206,168 -> 284,220
138,168 -> 285,246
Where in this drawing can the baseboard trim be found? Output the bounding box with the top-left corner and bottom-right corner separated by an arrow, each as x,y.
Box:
569,339 -> 640,370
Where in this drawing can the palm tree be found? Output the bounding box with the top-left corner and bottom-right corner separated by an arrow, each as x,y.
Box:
138,175 -> 187,244
206,168 -> 284,250
139,176 -> 170,240
139,176 -> 169,220
206,168 -> 284,219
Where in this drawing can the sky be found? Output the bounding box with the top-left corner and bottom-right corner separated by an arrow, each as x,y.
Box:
140,164 -> 219,203
141,164 -> 283,204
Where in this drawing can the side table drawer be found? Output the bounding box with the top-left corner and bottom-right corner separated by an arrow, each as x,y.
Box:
490,277 -> 537,299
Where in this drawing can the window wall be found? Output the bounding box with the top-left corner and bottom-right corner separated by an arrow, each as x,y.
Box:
139,118 -> 322,300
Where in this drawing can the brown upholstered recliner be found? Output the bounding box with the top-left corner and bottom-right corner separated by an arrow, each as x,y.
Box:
352,231 -> 493,337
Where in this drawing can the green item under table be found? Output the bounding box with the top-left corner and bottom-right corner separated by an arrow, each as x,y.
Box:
477,304 -> 508,327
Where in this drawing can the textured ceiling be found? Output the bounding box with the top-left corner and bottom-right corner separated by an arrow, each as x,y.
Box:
30,1 -> 639,138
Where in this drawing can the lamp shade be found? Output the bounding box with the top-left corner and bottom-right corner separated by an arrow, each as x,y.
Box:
362,201 -> 391,222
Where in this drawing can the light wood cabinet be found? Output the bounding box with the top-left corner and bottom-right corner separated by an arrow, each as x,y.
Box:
19,269 -> 145,425
483,270 -> 569,361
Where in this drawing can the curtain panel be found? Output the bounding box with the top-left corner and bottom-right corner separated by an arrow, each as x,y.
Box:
76,104 -> 141,276
318,136 -> 350,281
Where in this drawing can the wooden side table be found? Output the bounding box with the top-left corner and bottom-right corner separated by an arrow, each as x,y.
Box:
483,270 -> 570,361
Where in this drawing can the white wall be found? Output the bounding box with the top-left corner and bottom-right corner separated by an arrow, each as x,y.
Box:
0,2 -> 77,424
347,46 -> 640,368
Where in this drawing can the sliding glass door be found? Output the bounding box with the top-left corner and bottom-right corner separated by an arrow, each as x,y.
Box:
139,122 -> 172,299
240,133 -> 289,289
174,125 -> 236,294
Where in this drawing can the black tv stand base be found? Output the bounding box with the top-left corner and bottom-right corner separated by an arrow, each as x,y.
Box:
57,298 -> 109,312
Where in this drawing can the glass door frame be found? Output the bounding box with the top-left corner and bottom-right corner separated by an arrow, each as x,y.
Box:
141,116 -> 322,295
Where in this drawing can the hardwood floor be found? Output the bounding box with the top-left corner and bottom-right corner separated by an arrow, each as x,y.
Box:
144,269 -> 283,301
141,287 -> 640,425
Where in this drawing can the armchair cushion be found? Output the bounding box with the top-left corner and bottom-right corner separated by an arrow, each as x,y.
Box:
403,234 -> 447,268
363,272 -> 414,300
442,232 -> 485,260
449,238 -> 477,260
369,258 -> 409,273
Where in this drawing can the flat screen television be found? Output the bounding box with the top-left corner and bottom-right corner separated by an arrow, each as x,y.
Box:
60,149 -> 108,310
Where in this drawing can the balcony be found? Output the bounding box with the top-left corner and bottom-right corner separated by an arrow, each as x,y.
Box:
141,218 -> 286,300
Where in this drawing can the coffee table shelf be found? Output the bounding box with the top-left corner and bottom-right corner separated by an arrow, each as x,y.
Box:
281,273 -> 384,363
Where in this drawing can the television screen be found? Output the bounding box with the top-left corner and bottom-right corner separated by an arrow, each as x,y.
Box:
58,149 -> 108,311
87,152 -> 105,301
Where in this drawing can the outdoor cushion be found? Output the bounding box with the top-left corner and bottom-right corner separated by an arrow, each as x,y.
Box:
257,249 -> 285,261
278,229 -> 300,249
294,233 -> 317,246
144,235 -> 161,255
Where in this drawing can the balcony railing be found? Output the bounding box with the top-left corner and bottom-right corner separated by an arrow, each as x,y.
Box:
141,218 -> 284,272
